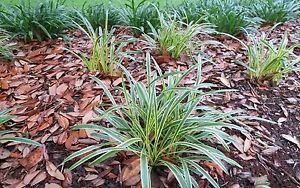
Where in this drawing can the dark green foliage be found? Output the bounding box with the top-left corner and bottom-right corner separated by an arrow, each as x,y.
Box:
200,0 -> 251,36
0,0 -> 72,41
0,30 -> 16,61
173,1 -> 205,24
120,0 -> 160,35
250,0 -> 300,24
75,3 -> 120,30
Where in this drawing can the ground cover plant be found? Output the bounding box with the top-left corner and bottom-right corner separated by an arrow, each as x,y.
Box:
76,3 -> 120,30
0,30 -> 15,61
250,0 -> 300,24
72,11 -> 135,75
173,1 -> 204,24
143,12 -> 214,59
0,109 -> 41,146
237,32 -> 300,85
0,0 -> 72,41
120,0 -> 160,35
200,0 -> 252,36
63,54 -> 241,188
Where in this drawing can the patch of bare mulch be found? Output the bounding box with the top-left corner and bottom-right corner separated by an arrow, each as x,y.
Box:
0,21 -> 300,188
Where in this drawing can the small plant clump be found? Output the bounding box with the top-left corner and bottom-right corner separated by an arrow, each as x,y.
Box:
239,32 -> 300,85
143,12 -> 214,59
0,109 -> 41,146
72,11 -> 135,76
0,0 -> 72,41
0,30 -> 16,61
77,3 -> 120,31
250,0 -> 300,24
63,54 -> 242,188
120,0 -> 160,35
200,0 -> 251,36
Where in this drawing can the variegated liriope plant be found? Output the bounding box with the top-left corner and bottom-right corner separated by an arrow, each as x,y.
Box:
71,11 -> 135,76
0,109 -> 41,146
234,30 -> 300,85
63,53 -> 243,188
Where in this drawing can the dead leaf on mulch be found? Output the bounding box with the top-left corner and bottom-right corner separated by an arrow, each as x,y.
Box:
23,170 -> 41,185
45,183 -> 63,188
122,157 -> 140,185
203,161 -> 224,179
281,134 -> 300,148
46,160 -> 65,180
30,171 -> 47,186
0,148 -> 10,159
55,113 -> 69,129
19,147 -> 45,170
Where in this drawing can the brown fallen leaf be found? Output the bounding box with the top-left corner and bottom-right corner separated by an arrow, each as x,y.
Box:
30,171 -> 47,186
46,160 -> 65,181
45,183 -> 63,188
23,170 -> 41,185
57,131 -> 68,145
56,83 -> 68,96
219,74 -> 231,88
281,134 -> 300,148
49,84 -> 57,96
0,148 -> 10,159
262,146 -> 281,155
55,113 -> 69,129
244,138 -> 251,152
19,147 -> 44,170
65,131 -> 79,150
232,135 -> 244,153
238,153 -> 255,161
122,158 -> 140,182
124,175 -> 140,186
203,161 -> 224,179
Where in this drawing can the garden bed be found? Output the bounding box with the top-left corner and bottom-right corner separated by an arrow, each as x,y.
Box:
1,0 -> 300,187
0,21 -> 299,187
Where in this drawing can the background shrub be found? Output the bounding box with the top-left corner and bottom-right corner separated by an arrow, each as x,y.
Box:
0,0 -> 72,41
250,0 -> 300,24
200,0 -> 252,36
72,3 -> 120,31
0,30 -> 16,61
119,0 -> 160,35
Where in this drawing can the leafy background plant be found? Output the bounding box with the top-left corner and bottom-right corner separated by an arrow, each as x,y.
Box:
63,54 -> 242,188
72,11 -> 134,76
250,0 -> 300,24
143,12 -> 215,59
119,0 -> 160,35
173,1 -> 204,24
0,30 -> 16,61
71,2 -> 120,31
236,32 -> 300,85
0,109 -> 41,146
0,0 -> 72,41
200,0 -> 252,36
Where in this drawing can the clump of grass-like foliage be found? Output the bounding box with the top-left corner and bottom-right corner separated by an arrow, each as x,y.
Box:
72,11 -> 134,76
0,30 -> 16,61
63,54 -> 242,188
0,109 -> 41,146
143,12 -> 214,59
0,0 -> 72,41
120,0 -> 160,35
250,0 -> 300,24
238,32 -> 300,85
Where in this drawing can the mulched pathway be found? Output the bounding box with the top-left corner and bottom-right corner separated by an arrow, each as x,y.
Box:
0,21 -> 299,188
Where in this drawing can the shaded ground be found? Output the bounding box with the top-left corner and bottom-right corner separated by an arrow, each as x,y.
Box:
0,22 -> 300,187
